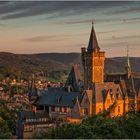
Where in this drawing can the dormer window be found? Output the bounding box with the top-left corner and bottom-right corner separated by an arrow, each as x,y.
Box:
57,95 -> 62,103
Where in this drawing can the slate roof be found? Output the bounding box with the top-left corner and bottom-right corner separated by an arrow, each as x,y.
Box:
94,82 -> 123,103
87,24 -> 100,52
65,64 -> 82,91
18,111 -> 49,120
120,80 -> 128,98
102,89 -> 108,103
35,88 -> 81,107
133,78 -> 140,93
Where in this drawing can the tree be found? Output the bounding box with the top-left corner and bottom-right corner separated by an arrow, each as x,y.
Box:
34,108 -> 140,139
0,117 -> 12,139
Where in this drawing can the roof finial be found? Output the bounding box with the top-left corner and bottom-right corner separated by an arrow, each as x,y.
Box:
87,19 -> 100,52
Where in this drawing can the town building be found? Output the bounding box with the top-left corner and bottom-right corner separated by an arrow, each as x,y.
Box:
16,23 -> 140,138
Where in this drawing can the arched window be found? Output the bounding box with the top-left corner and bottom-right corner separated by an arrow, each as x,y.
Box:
99,108 -> 102,113
118,106 -> 120,113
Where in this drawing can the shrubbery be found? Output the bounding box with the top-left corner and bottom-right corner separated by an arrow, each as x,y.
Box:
0,101 -> 15,139
35,109 -> 140,139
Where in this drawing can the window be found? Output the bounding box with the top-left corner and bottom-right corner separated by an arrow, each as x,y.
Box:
67,108 -> 71,113
82,108 -> 88,115
51,106 -> 55,112
55,107 -> 59,112
118,106 -> 120,113
99,108 -> 102,113
116,93 -> 119,100
37,105 -> 44,110
110,93 -> 113,99
60,107 -> 62,112
64,107 -> 67,112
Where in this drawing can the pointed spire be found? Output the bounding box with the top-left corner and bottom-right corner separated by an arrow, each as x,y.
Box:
127,47 -> 131,69
126,47 -> 131,75
125,48 -> 136,93
87,21 -> 100,52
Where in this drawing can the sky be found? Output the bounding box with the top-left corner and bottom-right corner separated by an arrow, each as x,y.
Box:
0,1 -> 140,57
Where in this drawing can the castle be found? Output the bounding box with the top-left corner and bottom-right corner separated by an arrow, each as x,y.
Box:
16,23 -> 140,138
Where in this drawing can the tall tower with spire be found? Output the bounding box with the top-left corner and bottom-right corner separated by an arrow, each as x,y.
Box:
81,23 -> 105,89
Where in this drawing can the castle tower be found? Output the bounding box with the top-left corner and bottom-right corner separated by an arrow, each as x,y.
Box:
81,23 -> 105,89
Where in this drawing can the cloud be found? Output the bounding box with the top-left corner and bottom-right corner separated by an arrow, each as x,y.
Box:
104,35 -> 140,41
55,18 -> 120,25
24,34 -> 72,42
97,30 -> 121,34
0,1 -> 137,20
104,1 -> 140,15
24,35 -> 53,42
0,23 -> 5,26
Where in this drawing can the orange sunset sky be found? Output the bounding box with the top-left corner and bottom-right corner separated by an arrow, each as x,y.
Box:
0,1 -> 140,57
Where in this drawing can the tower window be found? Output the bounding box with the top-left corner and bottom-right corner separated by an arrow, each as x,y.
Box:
118,106 -> 120,113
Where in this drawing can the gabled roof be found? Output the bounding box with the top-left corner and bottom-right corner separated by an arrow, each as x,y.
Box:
120,80 -> 128,99
94,82 -> 123,103
85,90 -> 93,104
65,64 -> 82,91
87,23 -> 100,52
71,97 -> 81,119
35,88 -> 81,107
